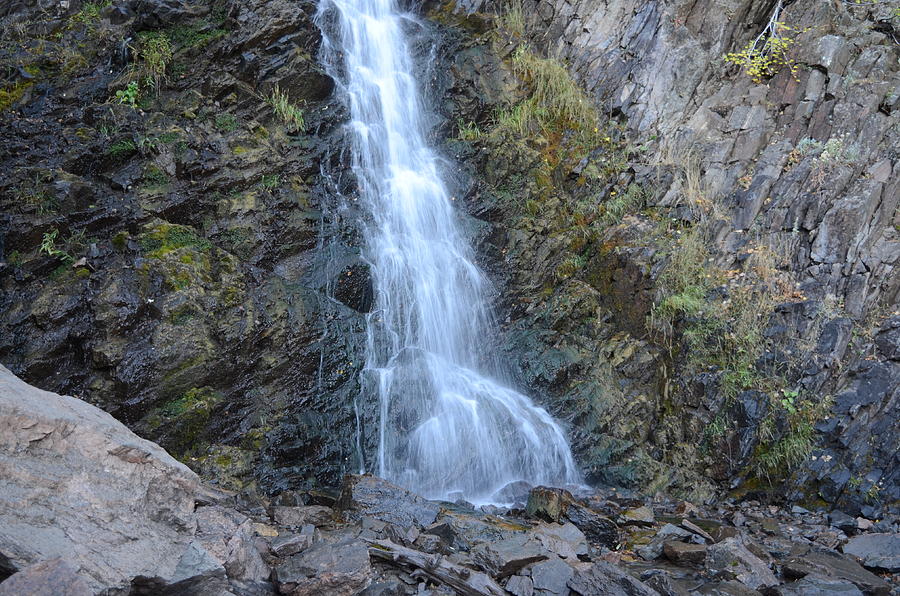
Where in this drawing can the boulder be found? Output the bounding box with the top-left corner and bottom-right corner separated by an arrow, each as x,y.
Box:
781,545 -> 890,595
773,575 -> 864,595
637,523 -> 695,561
0,559 -> 91,596
337,475 -> 440,529
269,506 -> 335,528
471,534 -> 548,577
274,537 -> 372,596
567,560 -> 658,595
842,533 -> 900,572
530,556 -> 573,595
525,487 -> 618,548
705,537 -> 776,590
0,365 -> 200,593
664,541 -> 707,565
531,522 -> 588,560
194,506 -> 270,582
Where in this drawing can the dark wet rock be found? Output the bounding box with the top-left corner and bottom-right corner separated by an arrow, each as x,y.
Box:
338,475 -> 440,529
780,545 -> 891,595
269,506 -> 335,529
705,537 -> 776,590
0,366 -> 199,592
664,541 -> 707,565
829,511 -> 858,535
331,262 -> 374,313
130,0 -> 208,29
567,560 -> 658,595
273,538 -> 372,596
530,556 -> 573,595
471,534 -> 548,577
0,559 -> 91,596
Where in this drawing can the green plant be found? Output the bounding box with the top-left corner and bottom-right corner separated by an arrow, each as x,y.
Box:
115,81 -> 139,108
142,165 -> 169,187
457,119 -> 483,141
260,174 -> 280,190
40,229 -> 74,263
136,32 -> 173,93
265,85 -> 305,130
723,2 -> 810,83
215,113 -> 238,132
106,138 -> 137,158
497,0 -> 526,37
71,0 -> 112,25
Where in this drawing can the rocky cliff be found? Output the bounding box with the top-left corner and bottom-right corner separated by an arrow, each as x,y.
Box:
434,0 -> 898,515
0,0 -> 897,518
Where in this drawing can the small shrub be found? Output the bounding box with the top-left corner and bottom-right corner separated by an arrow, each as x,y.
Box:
265,85 -> 305,130
136,32 -> 173,93
40,229 -> 74,263
114,81 -> 139,108
723,3 -> 811,83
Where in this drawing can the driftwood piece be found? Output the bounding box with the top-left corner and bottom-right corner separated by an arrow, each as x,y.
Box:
365,538 -> 507,596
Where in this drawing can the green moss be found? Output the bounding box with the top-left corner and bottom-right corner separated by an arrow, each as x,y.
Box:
140,224 -> 212,258
153,386 -> 222,458
111,231 -> 129,250
0,81 -> 32,112
215,113 -> 238,132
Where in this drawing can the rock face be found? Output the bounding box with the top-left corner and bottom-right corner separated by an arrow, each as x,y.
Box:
0,365 -> 199,592
440,0 -> 899,513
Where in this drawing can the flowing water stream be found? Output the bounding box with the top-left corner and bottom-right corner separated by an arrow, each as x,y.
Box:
317,0 -> 579,502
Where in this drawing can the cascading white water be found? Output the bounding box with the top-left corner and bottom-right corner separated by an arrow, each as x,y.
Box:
317,0 -> 580,502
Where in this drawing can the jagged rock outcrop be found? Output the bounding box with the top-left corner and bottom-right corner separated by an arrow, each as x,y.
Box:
441,0 -> 899,512
0,364 -> 199,592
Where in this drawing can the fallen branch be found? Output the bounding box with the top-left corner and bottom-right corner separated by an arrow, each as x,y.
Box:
365,539 -> 507,596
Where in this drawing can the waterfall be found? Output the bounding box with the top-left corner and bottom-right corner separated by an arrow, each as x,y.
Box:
317,0 -> 580,502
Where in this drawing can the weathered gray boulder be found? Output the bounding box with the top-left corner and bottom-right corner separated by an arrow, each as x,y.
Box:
842,533 -> 900,573
0,365 -> 200,592
338,474 -> 441,529
705,537 -> 776,590
567,560 -> 658,595
0,558 -> 91,596
274,537 -> 372,596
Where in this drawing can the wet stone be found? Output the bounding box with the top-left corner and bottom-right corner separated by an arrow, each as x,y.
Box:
705,537 -> 776,590
274,537 -> 372,596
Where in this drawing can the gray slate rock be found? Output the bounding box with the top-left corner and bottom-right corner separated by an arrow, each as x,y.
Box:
781,546 -> 891,595
471,534 -> 548,577
0,365 -> 200,593
530,556 -> 573,596
0,558 -> 91,596
705,537 -> 776,590
568,560 -> 658,595
337,475 -> 440,529
842,533 -> 900,572
274,537 -> 372,596
773,574 -> 864,595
